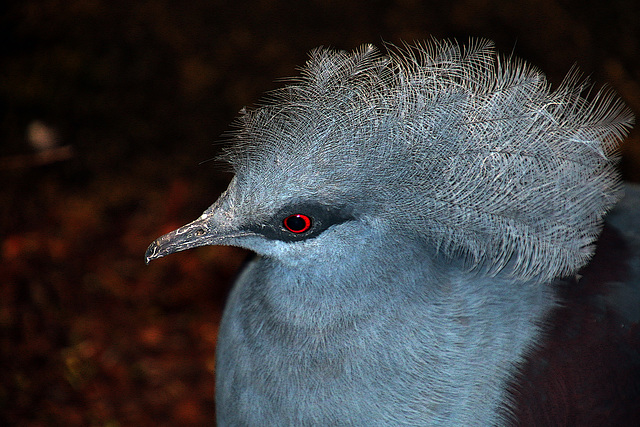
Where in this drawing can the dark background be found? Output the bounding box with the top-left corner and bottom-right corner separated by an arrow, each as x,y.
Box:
2,0 -> 639,425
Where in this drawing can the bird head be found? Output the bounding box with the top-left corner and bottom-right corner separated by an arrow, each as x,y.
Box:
146,39 -> 633,283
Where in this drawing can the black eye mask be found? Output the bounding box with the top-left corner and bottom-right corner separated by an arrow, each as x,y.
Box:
246,202 -> 355,242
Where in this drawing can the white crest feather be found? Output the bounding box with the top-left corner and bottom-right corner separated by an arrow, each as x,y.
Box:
222,39 -> 634,282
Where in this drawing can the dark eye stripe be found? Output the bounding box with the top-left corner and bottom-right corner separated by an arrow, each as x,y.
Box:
244,202 -> 354,242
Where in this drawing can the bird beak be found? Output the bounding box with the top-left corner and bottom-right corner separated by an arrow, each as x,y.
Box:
145,206 -> 249,264
145,215 -> 209,264
146,177 -> 256,264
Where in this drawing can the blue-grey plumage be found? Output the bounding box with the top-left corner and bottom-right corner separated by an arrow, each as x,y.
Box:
145,39 -> 634,425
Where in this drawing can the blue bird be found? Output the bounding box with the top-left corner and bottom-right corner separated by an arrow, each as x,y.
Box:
146,39 -> 636,425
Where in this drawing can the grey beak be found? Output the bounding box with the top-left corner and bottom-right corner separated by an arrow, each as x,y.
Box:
145,210 -> 249,264
146,178 -> 253,264
145,215 -> 214,264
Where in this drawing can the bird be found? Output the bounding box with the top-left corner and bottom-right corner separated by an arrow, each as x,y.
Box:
145,39 -> 637,425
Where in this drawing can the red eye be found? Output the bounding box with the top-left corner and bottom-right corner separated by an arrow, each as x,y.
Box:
283,214 -> 312,233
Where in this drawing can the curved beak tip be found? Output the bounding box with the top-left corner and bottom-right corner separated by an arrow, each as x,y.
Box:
144,240 -> 162,264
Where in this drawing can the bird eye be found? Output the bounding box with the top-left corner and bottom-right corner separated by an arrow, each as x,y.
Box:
283,214 -> 312,233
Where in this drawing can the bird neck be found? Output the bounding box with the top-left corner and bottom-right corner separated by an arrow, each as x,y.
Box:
217,251 -> 558,424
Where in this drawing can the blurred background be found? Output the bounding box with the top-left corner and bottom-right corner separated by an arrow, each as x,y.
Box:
1,0 -> 639,425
